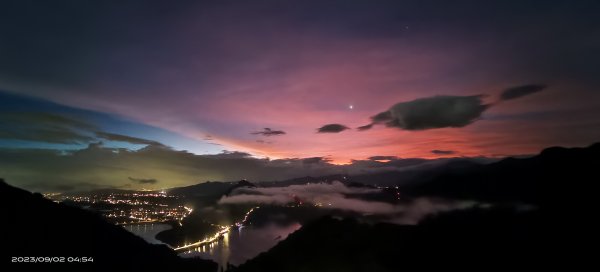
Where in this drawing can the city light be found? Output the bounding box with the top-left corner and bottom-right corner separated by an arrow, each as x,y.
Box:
174,206 -> 259,252
45,191 -> 192,225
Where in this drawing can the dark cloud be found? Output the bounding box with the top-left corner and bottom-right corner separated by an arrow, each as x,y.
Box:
349,157 -> 432,172
386,158 -> 429,168
95,131 -> 163,146
302,157 -> 332,165
369,95 -> 489,130
256,140 -> 273,144
368,156 -> 398,161
251,128 -> 286,136
317,124 -> 349,133
371,111 -> 393,123
0,91 -> 216,153
0,105 -> 167,147
128,177 -> 158,184
431,150 -> 456,155
207,151 -> 254,159
0,144 -> 340,191
0,112 -> 96,130
0,141 -> 489,192
0,128 -> 94,145
0,112 -> 96,144
357,124 -> 373,131
361,84 -> 549,132
500,84 -> 547,101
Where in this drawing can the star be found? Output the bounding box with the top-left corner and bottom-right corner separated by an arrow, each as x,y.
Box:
349,105 -> 354,110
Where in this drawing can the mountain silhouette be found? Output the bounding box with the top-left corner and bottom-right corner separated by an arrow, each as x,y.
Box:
167,180 -> 235,197
407,143 -> 600,207
224,179 -> 256,196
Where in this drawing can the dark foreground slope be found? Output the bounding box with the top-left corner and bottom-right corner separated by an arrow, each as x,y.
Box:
236,205 -> 596,272
235,208 -> 546,272
0,180 -> 216,272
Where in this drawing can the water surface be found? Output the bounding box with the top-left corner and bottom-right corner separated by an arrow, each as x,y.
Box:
180,222 -> 301,268
123,223 -> 172,245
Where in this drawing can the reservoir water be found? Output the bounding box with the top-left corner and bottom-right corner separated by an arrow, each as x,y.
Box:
125,221 -> 301,270
180,223 -> 301,269
123,223 -> 172,245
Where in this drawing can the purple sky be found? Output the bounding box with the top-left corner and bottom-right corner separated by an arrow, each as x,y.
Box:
0,1 -> 599,186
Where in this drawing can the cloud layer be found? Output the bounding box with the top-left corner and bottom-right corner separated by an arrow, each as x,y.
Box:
219,182 -> 392,213
500,85 -> 547,101
96,132 -> 164,146
431,150 -> 456,155
0,112 -> 96,144
0,102 -> 175,148
128,177 -> 158,184
360,84 -> 547,132
219,181 -> 477,224
302,157 -> 332,164
0,140 -> 475,192
251,128 -> 286,136
317,124 -> 349,133
368,156 -> 398,161
370,95 -> 490,130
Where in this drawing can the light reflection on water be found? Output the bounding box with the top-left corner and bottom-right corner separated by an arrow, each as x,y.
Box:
180,223 -> 301,270
123,223 -> 172,245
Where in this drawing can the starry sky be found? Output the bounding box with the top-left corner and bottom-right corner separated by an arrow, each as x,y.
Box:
1,0 -> 599,191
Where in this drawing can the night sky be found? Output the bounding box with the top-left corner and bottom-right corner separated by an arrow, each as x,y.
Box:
1,0 -> 599,191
